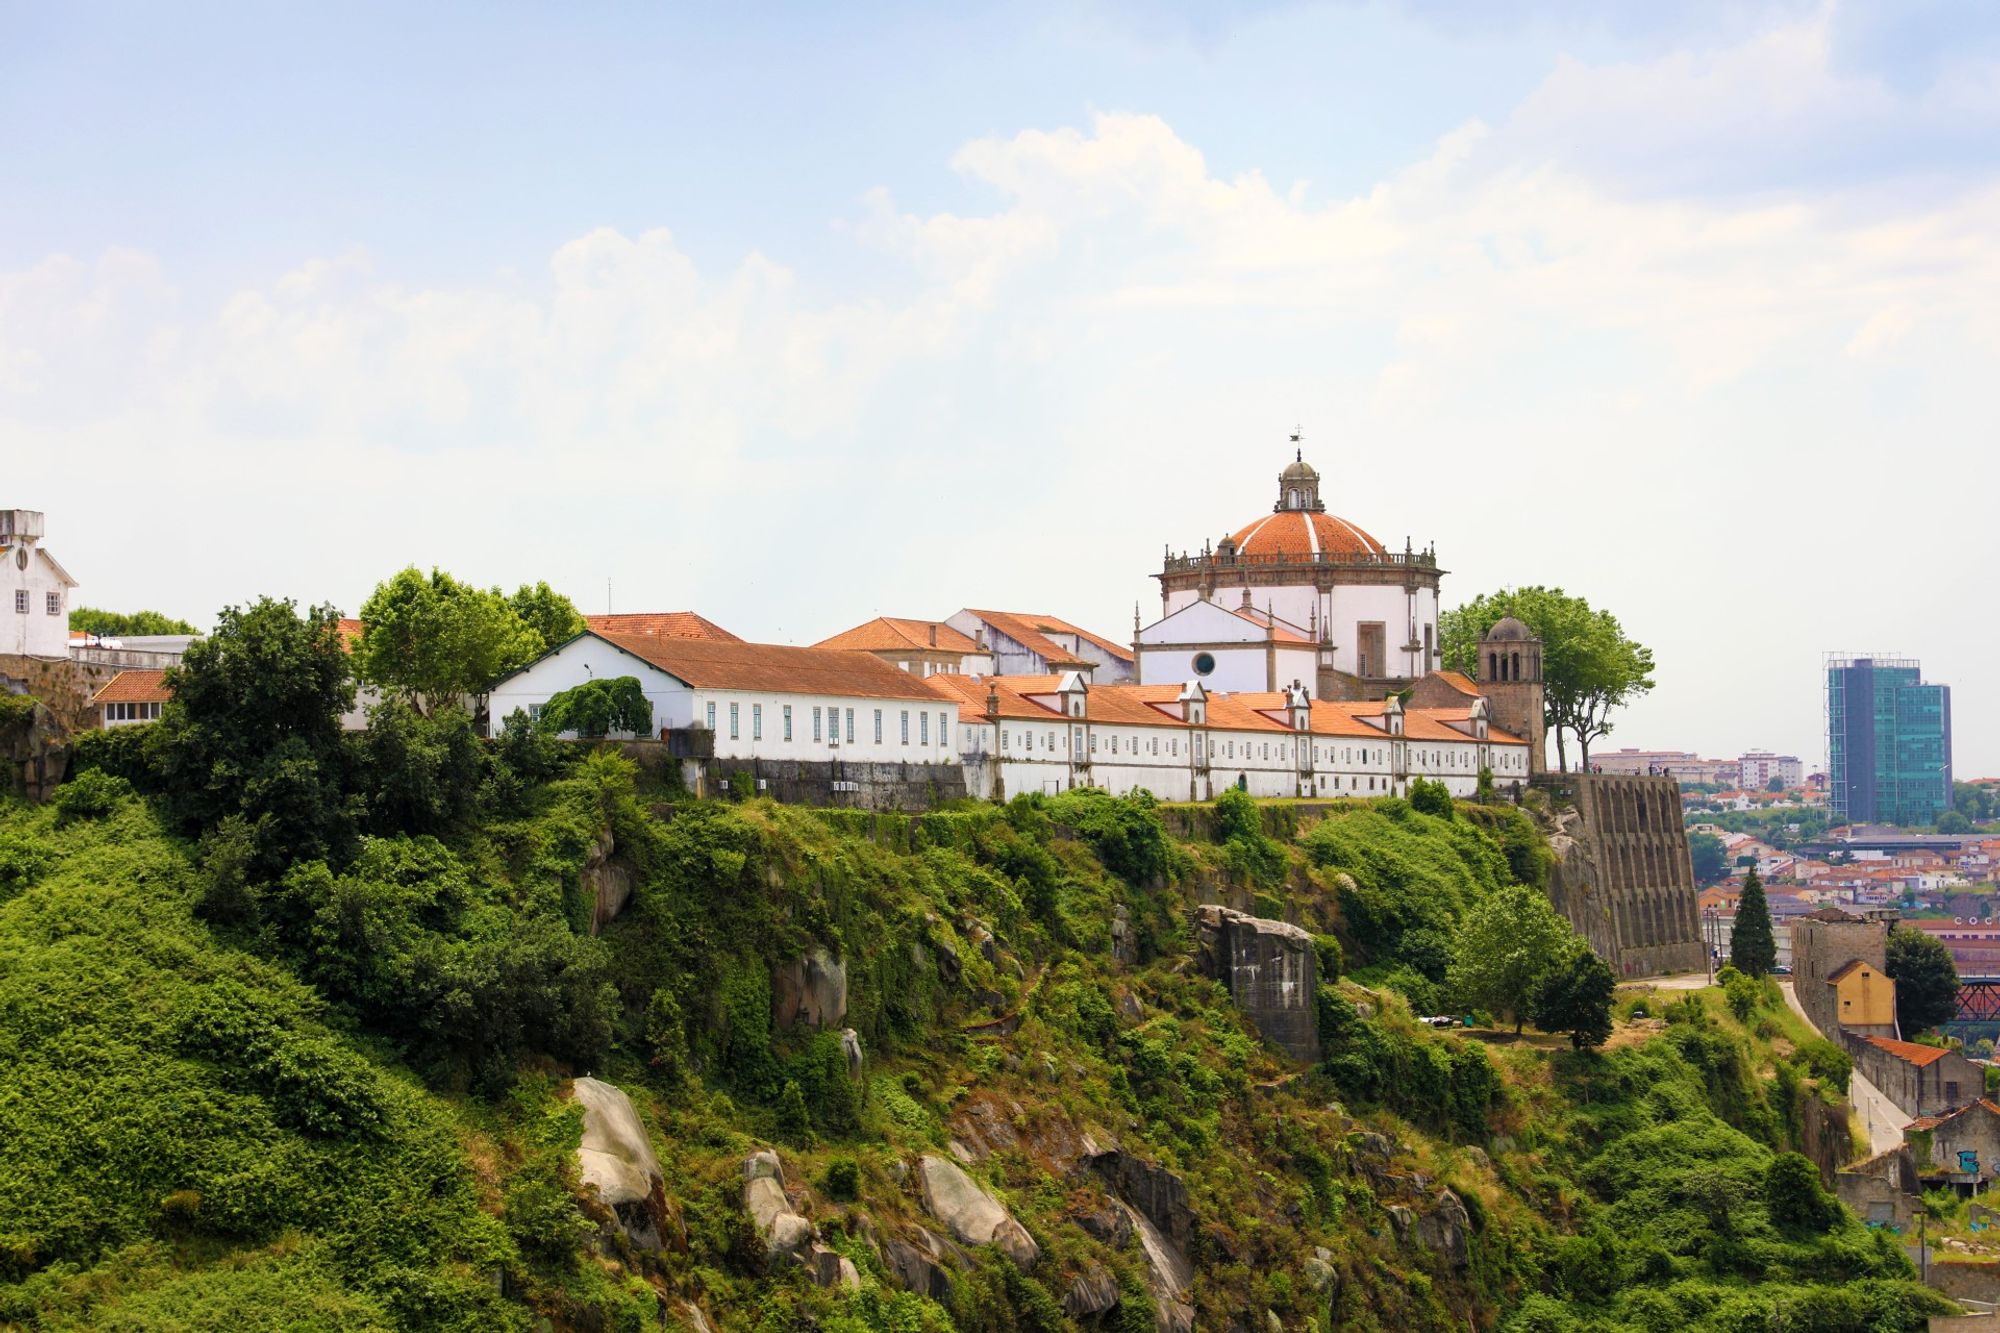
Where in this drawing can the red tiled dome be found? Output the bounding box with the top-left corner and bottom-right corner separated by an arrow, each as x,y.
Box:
1226,510 -> 1384,559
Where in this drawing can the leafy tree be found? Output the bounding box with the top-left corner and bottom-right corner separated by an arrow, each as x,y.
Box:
1439,586 -> 1656,771
351,700 -> 485,834
1688,832 -> 1728,885
1764,1152 -> 1837,1233
1765,776 -> 1785,793
1729,869 -> 1776,979
1885,926 -> 1960,1036
537,675 -> 653,738
1447,885 -> 1572,1033
354,567 -> 541,716
1938,810 -> 1973,835
1531,940 -> 1617,1050
508,581 -> 586,655
154,597 -> 355,877
67,607 -> 199,636
1408,776 -> 1454,820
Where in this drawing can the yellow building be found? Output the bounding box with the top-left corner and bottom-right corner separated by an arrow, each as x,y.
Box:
1826,959 -> 1899,1036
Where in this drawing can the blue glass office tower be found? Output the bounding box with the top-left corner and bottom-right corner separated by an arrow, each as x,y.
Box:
1826,654 -> 1952,827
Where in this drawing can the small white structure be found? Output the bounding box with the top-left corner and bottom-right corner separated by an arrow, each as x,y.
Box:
1136,597 -> 1325,694
90,669 -> 170,728
930,671 -> 1528,803
944,609 -> 1135,683
488,629 -> 960,765
0,510 -> 77,658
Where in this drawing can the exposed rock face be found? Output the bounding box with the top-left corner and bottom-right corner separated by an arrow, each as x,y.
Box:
1063,1262 -> 1120,1319
883,1234 -> 954,1300
917,1154 -> 1039,1270
1193,905 -> 1319,1062
1122,1200 -> 1194,1333
582,828 -> 633,934
1111,904 -> 1136,965
0,697 -> 67,804
1087,1149 -> 1195,1260
807,1244 -> 861,1290
570,1078 -> 668,1249
1415,1189 -> 1471,1268
838,1028 -> 865,1080
742,1151 -> 813,1268
775,947 -> 848,1030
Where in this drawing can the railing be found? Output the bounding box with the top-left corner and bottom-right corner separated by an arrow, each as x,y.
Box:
1161,549 -> 1439,574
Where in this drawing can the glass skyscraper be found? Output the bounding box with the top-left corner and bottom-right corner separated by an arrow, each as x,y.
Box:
1826,654 -> 1953,828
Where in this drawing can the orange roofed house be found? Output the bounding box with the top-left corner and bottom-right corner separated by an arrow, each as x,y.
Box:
943,609 -> 1134,683
813,617 -> 994,678
89,669 -> 171,728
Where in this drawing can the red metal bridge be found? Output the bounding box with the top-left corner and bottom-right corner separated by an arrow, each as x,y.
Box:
1952,979 -> 2000,1024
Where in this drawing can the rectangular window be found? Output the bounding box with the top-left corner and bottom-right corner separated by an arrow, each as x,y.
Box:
45,591 -> 60,615
783,705 -> 793,741
813,706 -> 822,742
940,713 -> 947,746
11,590 -> 22,614
1002,731 -> 1009,750
705,701 -> 716,731
874,709 -> 883,743
901,710 -> 910,744
827,701 -> 840,745
729,702 -> 739,739
920,712 -> 930,745
845,708 -> 854,743
753,704 -> 762,740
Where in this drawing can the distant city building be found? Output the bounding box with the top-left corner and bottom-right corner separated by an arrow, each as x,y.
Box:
1738,751 -> 1804,789
1590,748 -> 1739,786
1827,654 -> 1953,828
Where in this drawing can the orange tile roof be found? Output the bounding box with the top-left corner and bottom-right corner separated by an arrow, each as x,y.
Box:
593,631 -> 942,702
586,612 -> 741,642
1861,1035 -> 1954,1069
1228,606 -> 1314,644
1907,1099 -> 2000,1132
336,618 -> 364,649
1226,509 -> 1384,559
90,669 -> 172,705
1825,959 -> 1875,982
813,617 -> 983,655
961,609 -> 1133,667
1428,670 -> 1481,698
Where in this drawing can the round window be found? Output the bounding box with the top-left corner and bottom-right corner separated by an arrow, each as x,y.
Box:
1192,652 -> 1216,676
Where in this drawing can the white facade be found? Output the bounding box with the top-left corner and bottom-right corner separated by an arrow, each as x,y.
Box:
1739,751 -> 1805,789
0,510 -> 76,658
1157,582 -> 1437,682
944,609 -> 1135,683
942,674 -> 1529,804
488,632 -> 959,766
1135,598 -> 1322,692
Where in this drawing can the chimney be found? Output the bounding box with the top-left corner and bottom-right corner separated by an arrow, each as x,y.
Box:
929,623 -> 938,647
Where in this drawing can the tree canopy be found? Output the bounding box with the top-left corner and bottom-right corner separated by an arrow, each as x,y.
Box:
68,607 -> 199,637
508,582 -> 587,655
536,676 -> 653,739
1447,885 -> 1573,1033
1688,832 -> 1728,885
354,568 -> 544,716
1530,939 -> 1617,1050
1729,868 -> 1776,979
1438,586 -> 1655,772
1885,926 -> 1960,1036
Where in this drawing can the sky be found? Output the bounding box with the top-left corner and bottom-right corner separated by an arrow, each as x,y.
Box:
4,0 -> 1998,773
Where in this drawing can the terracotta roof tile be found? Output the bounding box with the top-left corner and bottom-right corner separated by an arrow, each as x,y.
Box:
961,610 -> 1133,667
593,631 -> 942,702
1861,1035 -> 1953,1069
90,669 -> 172,705
586,612 -> 742,642
1226,509 -> 1385,559
814,617 -> 982,655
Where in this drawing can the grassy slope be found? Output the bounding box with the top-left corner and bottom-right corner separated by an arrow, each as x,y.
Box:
0,777 -> 1958,1332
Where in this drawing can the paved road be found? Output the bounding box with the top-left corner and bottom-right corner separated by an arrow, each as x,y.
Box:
1779,980 -> 1909,1157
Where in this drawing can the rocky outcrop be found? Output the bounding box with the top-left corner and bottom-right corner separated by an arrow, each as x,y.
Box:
917,1154 -> 1039,1270
570,1078 -> 669,1250
775,947 -> 848,1030
806,1244 -> 860,1291
1124,1200 -> 1194,1333
742,1151 -> 813,1269
582,827 -> 633,934
0,696 -> 67,804
1192,905 -> 1319,1062
1063,1262 -> 1120,1319
884,1231 -> 955,1300
1415,1188 -> 1471,1268
838,1028 -> 865,1080
1086,1148 -> 1195,1260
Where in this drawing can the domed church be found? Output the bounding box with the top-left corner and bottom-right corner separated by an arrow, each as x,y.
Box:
1135,441 -> 1444,701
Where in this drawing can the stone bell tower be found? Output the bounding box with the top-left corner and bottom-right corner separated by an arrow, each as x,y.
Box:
1478,615 -> 1546,774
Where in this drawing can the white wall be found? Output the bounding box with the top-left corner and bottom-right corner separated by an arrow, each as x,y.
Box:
1,549 -> 73,657
1163,582 -> 1438,678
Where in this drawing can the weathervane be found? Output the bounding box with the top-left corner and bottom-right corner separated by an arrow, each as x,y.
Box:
1290,425 -> 1303,461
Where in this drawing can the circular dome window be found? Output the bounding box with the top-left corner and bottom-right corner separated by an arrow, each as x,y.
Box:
1192,652 -> 1216,676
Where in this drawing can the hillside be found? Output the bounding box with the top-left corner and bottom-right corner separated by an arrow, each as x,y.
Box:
0,739 -> 1959,1331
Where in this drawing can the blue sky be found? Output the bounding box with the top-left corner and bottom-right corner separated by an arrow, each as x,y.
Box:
5,1 -> 1998,773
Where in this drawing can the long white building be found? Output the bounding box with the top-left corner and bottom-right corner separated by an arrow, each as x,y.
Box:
926,671 -> 1528,803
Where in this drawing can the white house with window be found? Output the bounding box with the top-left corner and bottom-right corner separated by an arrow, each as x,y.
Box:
486,629 -> 958,766
0,510 -> 76,658
90,670 -> 171,728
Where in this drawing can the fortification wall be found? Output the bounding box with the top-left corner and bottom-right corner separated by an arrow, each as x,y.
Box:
635,749 -> 968,812
1539,774 -> 1703,978
0,653 -> 118,733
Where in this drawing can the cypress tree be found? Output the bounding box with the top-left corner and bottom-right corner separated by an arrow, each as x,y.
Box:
1731,868 -> 1777,979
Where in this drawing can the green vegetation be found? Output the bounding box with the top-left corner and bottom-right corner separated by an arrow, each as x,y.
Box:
355,567 -> 583,715
1439,587 -> 1656,772
1688,831 -> 1727,885
0,626 -> 1948,1328
1730,869 -> 1776,979
536,676 -> 653,739
1885,926 -> 1960,1036
67,607 -> 200,637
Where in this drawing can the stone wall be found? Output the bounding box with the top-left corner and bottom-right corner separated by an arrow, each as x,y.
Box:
1848,1035 -> 1982,1119
0,653 -> 118,733
683,752 -> 967,813
1834,1145 -> 1918,1229
1538,774 -> 1703,978
1192,905 -> 1319,1061
1793,910 -> 1892,1039
1,697 -> 69,803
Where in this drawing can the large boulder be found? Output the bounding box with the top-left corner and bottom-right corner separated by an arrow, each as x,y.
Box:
570,1078 -> 667,1249
1120,1200 -> 1194,1333
1192,905 -> 1319,1061
775,947 -> 848,1030
0,696 -> 67,804
917,1154 -> 1039,1270
742,1151 -> 813,1268
1415,1188 -> 1471,1268
582,827 -> 634,934
884,1234 -> 954,1300
1063,1262 -> 1120,1319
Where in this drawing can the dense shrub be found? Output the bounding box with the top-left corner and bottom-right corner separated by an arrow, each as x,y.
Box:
51,769 -> 132,826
